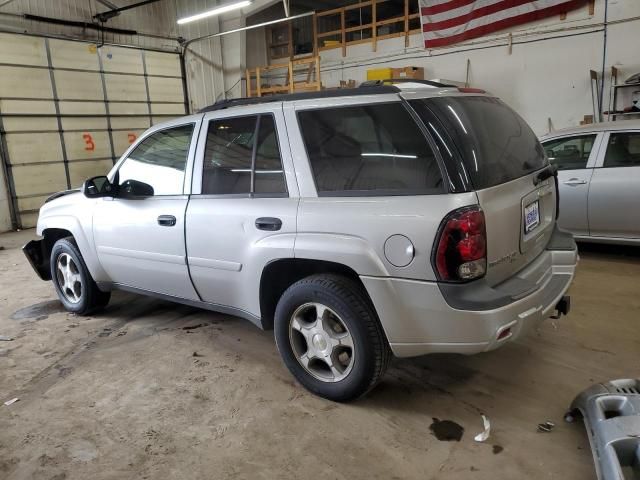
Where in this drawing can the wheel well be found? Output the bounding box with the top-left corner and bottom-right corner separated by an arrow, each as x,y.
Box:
43,228 -> 74,260
259,259 -> 369,330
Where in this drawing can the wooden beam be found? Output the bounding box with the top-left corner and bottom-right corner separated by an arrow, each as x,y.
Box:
312,13 -> 318,56
341,8 -> 346,57
372,0 -> 377,52
588,0 -> 595,15
288,60 -> 294,93
404,0 -> 410,48
246,68 -> 251,97
288,20 -> 293,59
256,68 -> 261,97
316,56 -> 321,91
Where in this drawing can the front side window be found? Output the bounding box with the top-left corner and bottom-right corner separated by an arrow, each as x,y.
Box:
117,124 -> 194,196
297,103 -> 443,195
603,132 -> 640,168
202,114 -> 287,195
543,134 -> 596,171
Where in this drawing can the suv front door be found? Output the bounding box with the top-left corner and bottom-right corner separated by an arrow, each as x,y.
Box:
93,119 -> 201,300
185,104 -> 299,321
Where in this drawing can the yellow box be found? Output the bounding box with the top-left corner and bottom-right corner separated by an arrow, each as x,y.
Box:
366,68 -> 393,81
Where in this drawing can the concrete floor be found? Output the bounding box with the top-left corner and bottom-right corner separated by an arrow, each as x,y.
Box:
1,229 -> 639,480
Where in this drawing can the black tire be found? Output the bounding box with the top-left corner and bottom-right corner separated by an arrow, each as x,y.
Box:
50,237 -> 110,315
274,274 -> 391,402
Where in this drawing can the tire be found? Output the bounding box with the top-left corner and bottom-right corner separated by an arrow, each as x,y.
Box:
50,237 -> 110,315
274,274 -> 391,402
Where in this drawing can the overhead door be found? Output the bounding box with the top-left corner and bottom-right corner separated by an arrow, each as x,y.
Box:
0,32 -> 187,228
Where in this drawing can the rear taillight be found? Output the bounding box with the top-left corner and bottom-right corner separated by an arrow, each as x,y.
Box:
433,206 -> 487,282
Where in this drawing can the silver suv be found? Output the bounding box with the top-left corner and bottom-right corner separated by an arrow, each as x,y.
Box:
24,82 -> 577,401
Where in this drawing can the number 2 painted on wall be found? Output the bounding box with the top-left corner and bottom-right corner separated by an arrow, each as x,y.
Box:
83,133 -> 95,151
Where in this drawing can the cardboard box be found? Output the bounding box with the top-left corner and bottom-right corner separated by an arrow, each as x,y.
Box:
391,66 -> 425,80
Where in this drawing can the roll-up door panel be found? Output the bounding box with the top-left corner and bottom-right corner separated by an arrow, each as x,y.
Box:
6,132 -> 64,163
104,74 -> 147,101
113,130 -> 145,155
55,71 -> 103,100
145,51 -> 181,76
0,100 -> 56,115
49,39 -> 99,71
3,117 -> 58,132
12,163 -> 67,195
101,46 -> 144,74
148,77 -> 184,102
63,131 -> 111,160
111,117 -> 150,130
0,33 -> 47,66
69,159 -> 114,187
0,66 -> 53,99
151,103 -> 186,115
109,102 -> 148,115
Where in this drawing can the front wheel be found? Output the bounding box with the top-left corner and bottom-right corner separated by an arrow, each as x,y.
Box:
50,237 -> 110,315
274,274 -> 390,402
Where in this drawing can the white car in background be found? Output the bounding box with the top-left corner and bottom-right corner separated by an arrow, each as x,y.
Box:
540,121 -> 640,245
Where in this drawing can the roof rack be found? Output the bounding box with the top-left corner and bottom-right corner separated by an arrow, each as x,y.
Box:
200,85 -> 401,113
360,78 -> 458,88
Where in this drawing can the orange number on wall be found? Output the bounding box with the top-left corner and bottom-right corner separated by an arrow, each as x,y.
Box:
83,133 -> 95,151
128,133 -> 137,144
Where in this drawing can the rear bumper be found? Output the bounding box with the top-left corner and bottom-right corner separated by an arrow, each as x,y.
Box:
23,239 -> 51,280
362,229 -> 578,358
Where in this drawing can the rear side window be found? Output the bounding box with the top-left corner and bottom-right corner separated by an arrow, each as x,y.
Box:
603,132 -> 640,167
297,103 -> 443,195
202,114 -> 287,195
411,97 -> 547,190
543,134 -> 595,171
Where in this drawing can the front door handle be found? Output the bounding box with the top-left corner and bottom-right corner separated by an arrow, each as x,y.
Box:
255,217 -> 282,231
563,178 -> 587,186
157,215 -> 177,227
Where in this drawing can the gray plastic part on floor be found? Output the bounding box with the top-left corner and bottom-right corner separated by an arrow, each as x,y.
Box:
567,378 -> 640,480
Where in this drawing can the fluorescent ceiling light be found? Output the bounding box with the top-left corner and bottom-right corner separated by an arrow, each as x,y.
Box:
198,11 -> 315,40
361,153 -> 418,159
178,0 -> 251,25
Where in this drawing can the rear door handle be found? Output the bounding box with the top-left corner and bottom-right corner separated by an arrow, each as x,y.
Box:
157,215 -> 177,227
563,178 -> 587,186
255,217 -> 282,231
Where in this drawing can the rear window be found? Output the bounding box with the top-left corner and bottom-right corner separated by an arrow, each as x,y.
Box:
297,103 -> 444,195
410,97 -> 547,190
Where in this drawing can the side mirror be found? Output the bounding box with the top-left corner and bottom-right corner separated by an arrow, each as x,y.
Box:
82,176 -> 114,198
119,179 -> 154,198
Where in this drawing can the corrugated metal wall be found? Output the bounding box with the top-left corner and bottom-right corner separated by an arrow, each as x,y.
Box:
0,0 -> 230,110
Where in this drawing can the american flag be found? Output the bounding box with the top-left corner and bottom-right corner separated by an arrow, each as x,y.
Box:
420,0 -> 588,48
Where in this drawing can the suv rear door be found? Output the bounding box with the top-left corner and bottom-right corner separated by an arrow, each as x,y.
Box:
588,130 -> 640,240
408,94 -> 555,286
185,103 -> 299,320
542,132 -> 603,237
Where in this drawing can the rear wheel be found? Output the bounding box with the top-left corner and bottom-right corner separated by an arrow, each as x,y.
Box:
50,237 -> 110,315
274,274 -> 390,402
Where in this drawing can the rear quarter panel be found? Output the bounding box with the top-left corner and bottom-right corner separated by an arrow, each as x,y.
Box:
296,194 -> 478,281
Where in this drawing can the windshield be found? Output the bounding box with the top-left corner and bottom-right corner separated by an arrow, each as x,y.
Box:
410,96 -> 547,190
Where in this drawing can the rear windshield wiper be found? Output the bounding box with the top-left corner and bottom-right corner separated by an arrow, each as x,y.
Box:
534,164 -> 557,186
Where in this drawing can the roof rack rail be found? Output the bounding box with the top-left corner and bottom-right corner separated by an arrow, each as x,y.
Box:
200,85 -> 401,113
360,78 -> 458,88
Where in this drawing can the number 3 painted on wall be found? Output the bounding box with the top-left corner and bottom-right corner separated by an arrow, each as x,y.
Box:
83,133 -> 95,151
128,133 -> 137,144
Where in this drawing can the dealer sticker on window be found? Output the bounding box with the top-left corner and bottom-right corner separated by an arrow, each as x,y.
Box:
524,200 -> 540,234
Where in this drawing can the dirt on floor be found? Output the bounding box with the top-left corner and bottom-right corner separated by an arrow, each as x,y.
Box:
0,229 -> 639,480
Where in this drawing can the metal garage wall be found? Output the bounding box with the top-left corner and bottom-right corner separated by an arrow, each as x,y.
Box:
0,32 -> 187,229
